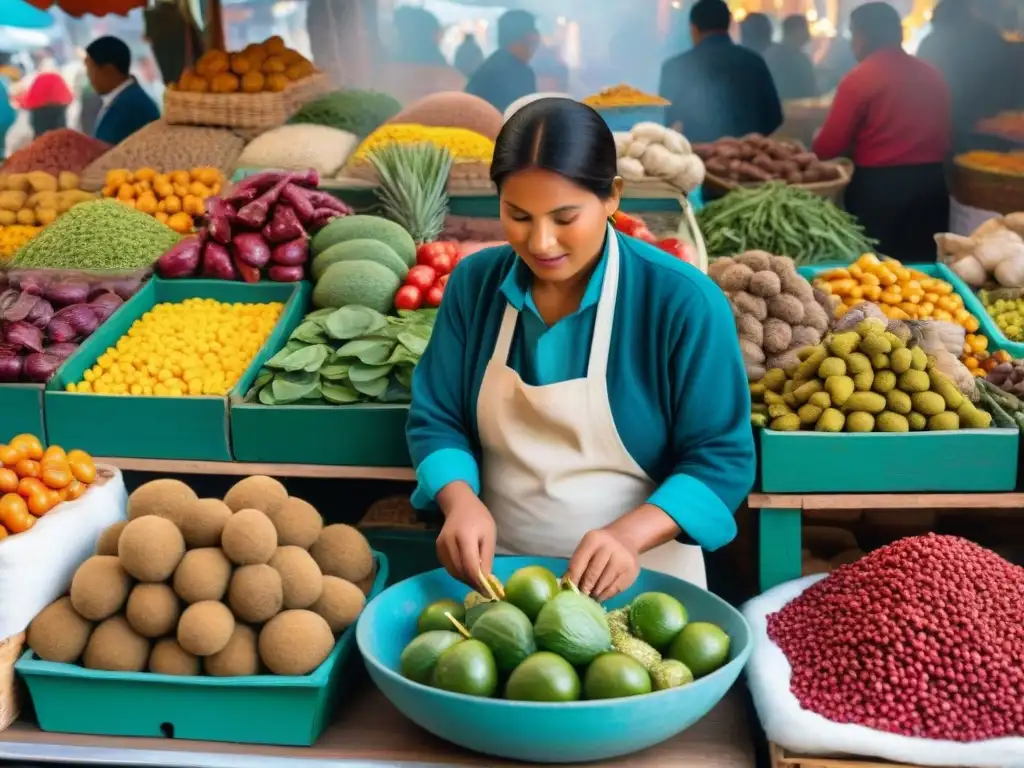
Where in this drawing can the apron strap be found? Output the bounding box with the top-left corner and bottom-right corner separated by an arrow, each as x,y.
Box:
587,225 -> 621,380
490,303 -> 519,366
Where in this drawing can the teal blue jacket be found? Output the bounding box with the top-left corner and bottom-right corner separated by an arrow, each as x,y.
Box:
406,232 -> 755,551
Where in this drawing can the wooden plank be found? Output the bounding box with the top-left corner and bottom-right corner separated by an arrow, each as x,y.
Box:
99,457 -> 415,482
749,492 -> 1024,511
771,741 -> 933,768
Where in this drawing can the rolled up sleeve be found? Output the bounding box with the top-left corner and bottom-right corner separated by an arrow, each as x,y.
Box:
406,269 -> 480,508
647,286 -> 755,551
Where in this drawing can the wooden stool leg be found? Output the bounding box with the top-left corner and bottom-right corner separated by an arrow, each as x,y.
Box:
758,507 -> 802,592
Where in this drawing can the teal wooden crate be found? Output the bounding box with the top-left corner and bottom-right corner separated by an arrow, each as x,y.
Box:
16,552 -> 388,746
760,429 -> 1019,492
936,263 -> 1024,358
0,384 -> 45,444
44,279 -> 309,461
364,529 -> 438,584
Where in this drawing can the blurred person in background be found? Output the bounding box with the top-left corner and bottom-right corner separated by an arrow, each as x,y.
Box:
814,2 -> 950,261
740,13 -> 773,54
379,6 -> 464,104
659,0 -> 782,142
765,15 -> 818,99
454,33 -> 485,79
465,10 -> 539,113
533,43 -> 570,93
0,54 -> 15,156
816,30 -> 857,93
916,0 -> 1019,152
15,63 -> 73,139
85,36 -> 160,145
143,0 -> 203,87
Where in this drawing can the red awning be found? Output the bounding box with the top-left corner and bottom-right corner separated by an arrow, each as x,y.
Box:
22,0 -> 146,17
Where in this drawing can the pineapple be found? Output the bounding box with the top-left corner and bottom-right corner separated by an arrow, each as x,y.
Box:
366,142 -> 453,245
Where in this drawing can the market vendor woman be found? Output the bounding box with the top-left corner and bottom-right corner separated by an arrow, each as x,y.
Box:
407,98 -> 755,598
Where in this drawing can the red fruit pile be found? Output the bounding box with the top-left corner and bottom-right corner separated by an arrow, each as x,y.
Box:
611,211 -> 699,266
394,241 -> 463,311
767,534 -> 1024,742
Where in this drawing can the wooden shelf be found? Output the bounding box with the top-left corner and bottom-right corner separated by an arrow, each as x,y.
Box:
0,684 -> 753,768
99,457 -> 415,482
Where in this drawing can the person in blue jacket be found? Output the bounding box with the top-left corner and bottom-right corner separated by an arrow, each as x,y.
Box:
407,98 -> 755,599
84,36 -> 160,146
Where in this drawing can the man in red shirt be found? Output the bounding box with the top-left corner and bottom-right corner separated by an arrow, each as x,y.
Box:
813,2 -> 951,262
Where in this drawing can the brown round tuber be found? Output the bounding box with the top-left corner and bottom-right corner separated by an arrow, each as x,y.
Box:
269,545 -> 323,609
221,508 -> 278,565
310,524 -> 373,583
149,638 -> 200,676
311,576 -> 365,633
83,616 -> 150,672
204,625 -> 260,677
126,478 -> 197,525
223,475 -> 288,517
267,497 -> 323,549
178,498 -> 232,549
27,597 -> 92,663
173,547 -> 233,604
177,601 -> 235,657
227,564 -> 283,623
95,521 -> 127,556
118,515 -> 186,582
258,610 -> 334,675
70,555 -> 132,621
125,583 -> 180,638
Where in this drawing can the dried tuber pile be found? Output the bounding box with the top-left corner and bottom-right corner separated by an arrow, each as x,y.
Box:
709,251 -> 830,380
938,213 -> 1024,289
693,134 -> 842,185
769,534 -> 1024,741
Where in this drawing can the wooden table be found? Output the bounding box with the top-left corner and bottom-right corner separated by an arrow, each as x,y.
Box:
750,492 -> 1024,592
0,683 -> 754,768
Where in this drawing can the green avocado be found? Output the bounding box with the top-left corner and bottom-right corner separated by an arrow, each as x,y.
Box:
504,565 -> 560,622
469,601 -> 536,674
583,652 -> 652,699
416,599 -> 465,634
399,630 -> 464,684
465,600 -> 500,629
629,592 -> 689,651
534,590 -> 611,666
431,639 -> 498,697
667,622 -> 731,679
505,652 -> 581,702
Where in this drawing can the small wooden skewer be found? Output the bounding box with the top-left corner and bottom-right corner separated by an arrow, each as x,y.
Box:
477,567 -> 500,601
487,572 -> 506,599
445,611 -> 472,639
561,575 -> 581,595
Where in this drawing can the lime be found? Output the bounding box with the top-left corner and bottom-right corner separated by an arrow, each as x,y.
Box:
465,600 -> 500,628
400,630 -> 464,684
629,592 -> 688,650
505,565 -> 560,621
431,639 -> 498,697
416,599 -> 465,634
470,601 -> 536,674
650,659 -> 694,691
583,652 -> 652,699
505,652 -> 581,702
667,622 -> 730,678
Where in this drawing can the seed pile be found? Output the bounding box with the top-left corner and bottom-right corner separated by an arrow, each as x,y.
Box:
11,200 -> 182,270
1,130 -> 112,176
387,92 -> 503,141
80,121 -> 245,192
288,90 -> 401,138
768,534 -> 1024,742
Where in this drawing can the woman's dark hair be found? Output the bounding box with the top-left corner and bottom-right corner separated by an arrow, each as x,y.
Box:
490,98 -> 618,198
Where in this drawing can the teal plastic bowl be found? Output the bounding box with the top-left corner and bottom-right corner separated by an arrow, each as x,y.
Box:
356,556 -> 751,763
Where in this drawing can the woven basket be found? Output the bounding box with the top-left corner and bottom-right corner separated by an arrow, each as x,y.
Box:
0,633 -> 24,731
163,72 -> 332,131
952,160 -> 1024,214
703,158 -> 853,204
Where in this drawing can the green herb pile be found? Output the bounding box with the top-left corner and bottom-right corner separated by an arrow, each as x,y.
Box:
696,183 -> 876,265
288,90 -> 402,138
246,305 -> 435,406
12,199 -> 183,270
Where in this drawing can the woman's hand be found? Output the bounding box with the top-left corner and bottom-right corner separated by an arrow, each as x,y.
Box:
435,482 -> 496,591
567,528 -> 640,602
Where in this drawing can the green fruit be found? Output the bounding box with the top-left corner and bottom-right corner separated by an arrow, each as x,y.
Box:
431,639 -> 498,697
465,600 -> 500,628
911,391 -> 946,417
311,239 -> 408,281
928,411 -> 960,431
667,622 -> 731,679
886,389 -> 912,415
650,659 -> 694,690
845,411 -> 874,432
629,592 -> 689,650
400,630 -> 465,684
859,332 -> 891,356
910,346 -> 928,371
612,632 -> 662,671
311,260 -> 401,313
583,652 -> 652,699
770,414 -> 800,431
908,411 -> 927,431
469,601 -> 536,674
311,214 -> 416,266
505,652 -> 581,702
534,591 -> 611,666
875,411 -> 909,432
842,391 -> 886,414
817,357 -> 846,378
505,566 -> 560,622
897,369 -> 930,393
844,352 -> 872,375
416,599 -> 465,634
872,370 -> 896,394
890,347 -> 913,374
464,591 -> 488,609
824,375 -> 854,406
815,407 -> 845,432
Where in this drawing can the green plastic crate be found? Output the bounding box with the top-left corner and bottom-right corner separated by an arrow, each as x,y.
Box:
363,528 -> 438,583
937,262 -> 1024,358
762,262 -> 1020,493
16,552 -> 388,747
44,279 -> 309,461
0,383 -> 45,444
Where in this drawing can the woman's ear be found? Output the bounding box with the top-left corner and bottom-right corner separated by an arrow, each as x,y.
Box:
603,177 -> 624,218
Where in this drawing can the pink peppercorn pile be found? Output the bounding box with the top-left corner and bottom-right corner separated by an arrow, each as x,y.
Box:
767,533 -> 1024,741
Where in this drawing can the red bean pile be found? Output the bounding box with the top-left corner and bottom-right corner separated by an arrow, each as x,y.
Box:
767,534 -> 1024,741
1,129 -> 111,175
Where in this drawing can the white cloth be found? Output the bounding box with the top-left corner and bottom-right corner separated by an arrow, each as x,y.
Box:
743,575 -> 1024,767
476,224 -> 706,588
0,466 -> 127,640
93,77 -> 133,138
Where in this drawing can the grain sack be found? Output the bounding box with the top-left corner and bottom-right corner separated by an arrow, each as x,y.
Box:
387,92 -> 503,141
236,124 -> 358,176
80,121 -> 245,191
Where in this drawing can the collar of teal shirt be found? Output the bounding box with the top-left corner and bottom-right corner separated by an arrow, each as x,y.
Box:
497,231 -> 611,324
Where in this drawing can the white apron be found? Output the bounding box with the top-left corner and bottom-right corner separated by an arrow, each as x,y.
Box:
476,226 -> 707,589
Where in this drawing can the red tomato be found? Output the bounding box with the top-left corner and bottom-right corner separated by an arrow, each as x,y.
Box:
632,227 -> 656,244
430,252 -> 454,275
406,265 -> 437,292
394,285 -> 424,311
417,241 -> 458,267
658,238 -> 687,259
438,273 -> 450,288
612,211 -> 646,236
425,284 -> 445,307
